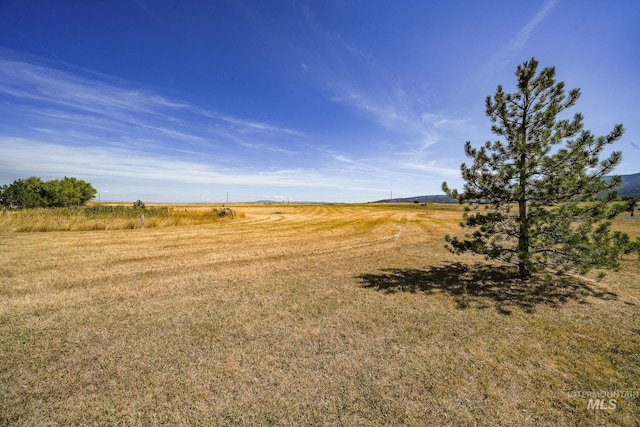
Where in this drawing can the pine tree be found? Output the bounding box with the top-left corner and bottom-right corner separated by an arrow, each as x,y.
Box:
442,58 -> 632,279
623,196 -> 639,217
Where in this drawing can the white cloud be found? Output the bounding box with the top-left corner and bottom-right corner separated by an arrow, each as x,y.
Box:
217,115 -> 307,137
506,0 -> 558,56
0,51 -> 462,201
0,57 -> 188,118
481,0 -> 558,79
400,161 -> 461,178
293,11 -> 469,160
0,54 -> 307,159
0,137 -> 392,194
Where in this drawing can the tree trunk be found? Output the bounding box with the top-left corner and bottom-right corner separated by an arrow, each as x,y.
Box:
518,199 -> 530,279
518,144 -> 530,279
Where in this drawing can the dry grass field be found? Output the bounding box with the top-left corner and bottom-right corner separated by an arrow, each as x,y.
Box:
0,204 -> 242,232
1,203 -> 638,426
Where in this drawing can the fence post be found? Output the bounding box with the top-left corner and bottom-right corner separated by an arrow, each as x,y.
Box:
140,214 -> 145,228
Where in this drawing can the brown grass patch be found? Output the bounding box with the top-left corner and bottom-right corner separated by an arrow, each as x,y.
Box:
0,204 -> 638,425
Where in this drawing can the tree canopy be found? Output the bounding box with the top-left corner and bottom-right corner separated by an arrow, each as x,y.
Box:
442,57 -> 636,279
1,176 -> 96,209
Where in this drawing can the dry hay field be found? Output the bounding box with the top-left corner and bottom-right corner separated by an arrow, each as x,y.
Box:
1,203 -> 638,426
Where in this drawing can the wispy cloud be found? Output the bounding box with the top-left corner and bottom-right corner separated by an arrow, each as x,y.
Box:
0,57 -> 188,117
0,52 -> 396,198
216,115 -> 307,137
0,53 -> 306,158
293,5 -> 467,162
130,0 -> 164,24
399,160 -> 461,178
0,49 -> 463,201
315,146 -> 389,176
506,0 -> 558,57
481,0 -> 558,79
0,136 -> 383,192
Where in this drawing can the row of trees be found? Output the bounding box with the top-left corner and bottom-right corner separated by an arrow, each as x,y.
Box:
0,176 -> 96,209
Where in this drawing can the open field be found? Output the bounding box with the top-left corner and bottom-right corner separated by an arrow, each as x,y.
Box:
1,203 -> 638,426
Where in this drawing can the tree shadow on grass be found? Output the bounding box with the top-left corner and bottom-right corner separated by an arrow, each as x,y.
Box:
358,262 -> 618,314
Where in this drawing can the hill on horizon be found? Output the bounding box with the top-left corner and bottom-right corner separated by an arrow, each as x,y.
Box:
374,172 -> 640,204
372,194 -> 457,204
609,172 -> 640,198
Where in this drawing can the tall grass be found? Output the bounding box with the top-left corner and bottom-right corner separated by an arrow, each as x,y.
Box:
0,204 -> 241,232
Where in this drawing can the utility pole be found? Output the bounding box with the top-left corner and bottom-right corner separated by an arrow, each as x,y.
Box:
226,192 -> 229,204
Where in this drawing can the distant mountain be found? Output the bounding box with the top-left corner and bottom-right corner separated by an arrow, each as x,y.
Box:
610,173 -> 640,197
253,200 -> 335,204
373,194 -> 457,204
374,173 -> 640,204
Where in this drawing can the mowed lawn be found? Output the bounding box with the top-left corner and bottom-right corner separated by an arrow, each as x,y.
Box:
1,204 -> 638,426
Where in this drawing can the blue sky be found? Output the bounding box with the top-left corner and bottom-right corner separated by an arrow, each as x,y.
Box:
1,0 -> 638,203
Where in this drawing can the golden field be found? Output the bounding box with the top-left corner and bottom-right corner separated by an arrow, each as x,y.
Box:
0,203 -> 638,426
